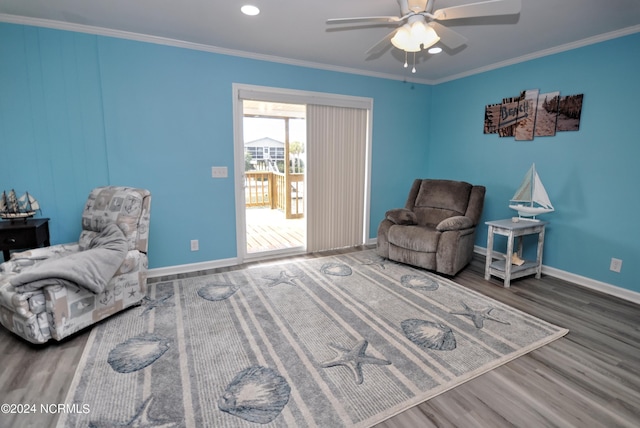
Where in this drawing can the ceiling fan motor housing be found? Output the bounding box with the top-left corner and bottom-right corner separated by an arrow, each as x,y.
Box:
407,0 -> 430,13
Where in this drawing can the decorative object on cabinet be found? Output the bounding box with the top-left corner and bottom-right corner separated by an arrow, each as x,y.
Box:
509,163 -> 554,219
0,190 -> 41,221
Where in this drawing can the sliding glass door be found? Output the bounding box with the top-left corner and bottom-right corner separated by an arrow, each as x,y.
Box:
233,84 -> 372,262
242,101 -> 306,256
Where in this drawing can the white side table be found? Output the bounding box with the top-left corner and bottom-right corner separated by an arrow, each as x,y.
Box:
484,218 -> 548,288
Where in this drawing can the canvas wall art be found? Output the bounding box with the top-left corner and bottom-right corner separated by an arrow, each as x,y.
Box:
484,89 -> 583,139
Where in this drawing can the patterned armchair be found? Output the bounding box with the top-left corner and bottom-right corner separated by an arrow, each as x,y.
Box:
377,179 -> 485,276
0,186 -> 151,343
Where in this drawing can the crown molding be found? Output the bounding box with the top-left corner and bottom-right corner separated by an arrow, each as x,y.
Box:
432,24 -> 640,84
0,13 -> 431,85
0,14 -> 638,86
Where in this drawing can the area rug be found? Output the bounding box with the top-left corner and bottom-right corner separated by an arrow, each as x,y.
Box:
59,250 -> 568,427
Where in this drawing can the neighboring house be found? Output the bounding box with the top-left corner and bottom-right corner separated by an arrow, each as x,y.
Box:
245,137 -> 285,170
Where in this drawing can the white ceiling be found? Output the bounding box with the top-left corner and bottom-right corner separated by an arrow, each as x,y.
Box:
1,0 -> 639,84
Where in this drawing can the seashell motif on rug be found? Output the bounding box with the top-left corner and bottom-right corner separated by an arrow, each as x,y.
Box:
401,319 -> 457,351
320,262 -> 353,276
400,274 -> 440,291
218,365 -> 291,424
197,282 -> 239,301
107,333 -> 171,373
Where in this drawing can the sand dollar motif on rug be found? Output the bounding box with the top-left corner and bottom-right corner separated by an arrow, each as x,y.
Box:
60,250 -> 568,427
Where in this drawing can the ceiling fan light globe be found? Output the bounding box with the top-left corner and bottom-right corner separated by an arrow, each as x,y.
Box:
420,34 -> 440,49
410,21 -> 428,37
391,26 -> 411,50
411,22 -> 440,49
391,25 -> 423,52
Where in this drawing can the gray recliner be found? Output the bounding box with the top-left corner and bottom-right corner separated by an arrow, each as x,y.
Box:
377,179 -> 485,276
0,186 -> 151,343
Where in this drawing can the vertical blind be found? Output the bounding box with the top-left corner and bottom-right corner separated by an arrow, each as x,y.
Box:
306,104 -> 368,252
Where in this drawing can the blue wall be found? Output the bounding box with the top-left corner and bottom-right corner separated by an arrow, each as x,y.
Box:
429,33 -> 640,293
1,22 -> 638,293
0,23 -> 430,268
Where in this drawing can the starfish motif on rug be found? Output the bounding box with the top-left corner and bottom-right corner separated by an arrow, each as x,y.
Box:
89,395 -> 181,427
320,339 -> 391,384
140,293 -> 174,316
263,271 -> 301,287
450,301 -> 511,329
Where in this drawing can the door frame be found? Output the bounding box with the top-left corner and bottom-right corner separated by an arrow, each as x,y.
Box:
232,83 -> 373,263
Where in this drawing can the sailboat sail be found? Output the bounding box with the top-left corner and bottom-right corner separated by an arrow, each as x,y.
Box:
511,168 -> 533,203
28,193 -> 40,211
16,192 -> 40,212
532,171 -> 553,209
509,164 -> 554,217
8,190 -> 19,213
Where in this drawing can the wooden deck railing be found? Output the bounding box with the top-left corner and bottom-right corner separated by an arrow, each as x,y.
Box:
245,171 -> 304,219
245,171 -> 273,208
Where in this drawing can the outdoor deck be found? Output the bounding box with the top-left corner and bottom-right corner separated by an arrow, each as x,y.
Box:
246,208 -> 304,253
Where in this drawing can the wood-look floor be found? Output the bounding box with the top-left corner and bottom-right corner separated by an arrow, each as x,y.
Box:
1,248 -> 639,428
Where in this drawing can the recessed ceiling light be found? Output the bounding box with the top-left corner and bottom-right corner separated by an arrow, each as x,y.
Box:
428,47 -> 443,54
241,5 -> 260,16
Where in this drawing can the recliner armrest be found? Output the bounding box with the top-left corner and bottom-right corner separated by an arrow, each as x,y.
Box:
1,244 -> 80,275
436,216 -> 473,231
9,243 -> 80,261
385,208 -> 417,225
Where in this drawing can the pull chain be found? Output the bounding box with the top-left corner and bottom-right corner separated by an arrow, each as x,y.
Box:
412,52 -> 416,73
404,51 -> 408,69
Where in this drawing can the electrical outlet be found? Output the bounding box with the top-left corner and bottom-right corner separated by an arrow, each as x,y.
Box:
211,166 -> 228,178
190,240 -> 199,251
609,258 -> 622,273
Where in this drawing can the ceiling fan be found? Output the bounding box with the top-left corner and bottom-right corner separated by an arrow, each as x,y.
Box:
327,0 -> 521,72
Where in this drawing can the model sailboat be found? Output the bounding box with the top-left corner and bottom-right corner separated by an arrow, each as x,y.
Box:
0,189 -> 41,220
509,163 -> 554,218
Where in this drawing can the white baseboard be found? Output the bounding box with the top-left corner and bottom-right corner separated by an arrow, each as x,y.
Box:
148,257 -> 239,279
474,246 -> 640,306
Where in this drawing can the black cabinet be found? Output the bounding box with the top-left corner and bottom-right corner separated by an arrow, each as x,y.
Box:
0,218 -> 50,261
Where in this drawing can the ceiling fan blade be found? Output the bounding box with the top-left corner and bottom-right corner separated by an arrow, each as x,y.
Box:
327,16 -> 402,25
428,22 -> 468,49
398,0 -> 411,16
433,0 -> 521,21
365,30 -> 397,56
